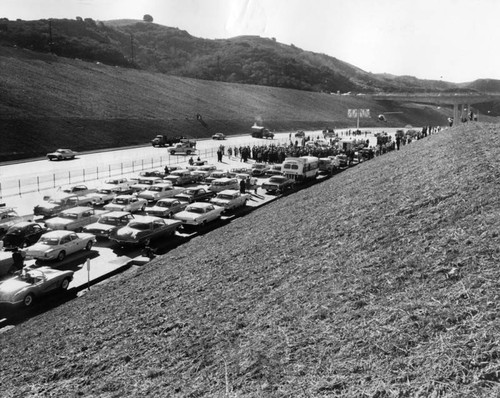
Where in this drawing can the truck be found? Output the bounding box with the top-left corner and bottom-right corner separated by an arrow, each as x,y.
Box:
151,135 -> 187,147
168,140 -> 197,155
251,123 -> 274,139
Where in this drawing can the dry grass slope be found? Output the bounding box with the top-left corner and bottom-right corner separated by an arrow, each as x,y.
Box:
2,122 -> 500,397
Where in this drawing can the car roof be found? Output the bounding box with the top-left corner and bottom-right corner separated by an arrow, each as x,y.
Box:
218,190 -> 240,195
130,215 -> 163,223
7,221 -> 38,229
42,230 -> 75,238
61,206 -> 93,213
187,202 -> 212,208
212,177 -> 237,182
102,211 -> 131,217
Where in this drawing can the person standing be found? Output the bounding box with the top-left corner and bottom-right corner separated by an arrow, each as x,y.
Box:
239,179 -> 246,194
12,247 -> 25,272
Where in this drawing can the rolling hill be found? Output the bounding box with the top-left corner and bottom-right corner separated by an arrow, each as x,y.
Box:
0,44 -> 455,161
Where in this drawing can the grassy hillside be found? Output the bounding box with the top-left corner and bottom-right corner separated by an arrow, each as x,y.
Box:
2,123 -> 500,396
0,45 -> 454,161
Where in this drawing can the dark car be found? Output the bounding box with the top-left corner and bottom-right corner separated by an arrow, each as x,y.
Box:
174,188 -> 216,204
2,222 -> 46,250
261,176 -> 295,194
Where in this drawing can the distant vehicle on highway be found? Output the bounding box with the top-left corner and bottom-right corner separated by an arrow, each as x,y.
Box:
46,148 -> 77,161
0,266 -> 74,307
212,133 -> 226,140
251,123 -> 274,139
25,230 -> 95,262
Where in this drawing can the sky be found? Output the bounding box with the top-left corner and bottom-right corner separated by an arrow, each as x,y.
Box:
2,0 -> 500,83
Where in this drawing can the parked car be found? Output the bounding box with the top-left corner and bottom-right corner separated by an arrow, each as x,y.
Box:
205,170 -> 231,184
174,187 -> 216,204
210,190 -> 249,211
83,211 -> 135,239
295,130 -> 305,138
0,251 -> 16,278
163,170 -> 197,186
137,183 -> 183,204
91,187 -> 120,205
130,177 -> 163,193
102,177 -> 131,190
173,202 -> 224,227
25,230 -> 95,262
0,207 -> 28,237
251,163 -> 271,177
44,206 -> 103,232
46,148 -> 77,161
49,184 -> 95,199
208,177 -> 240,193
265,164 -> 283,176
2,222 -> 46,249
261,176 -> 295,194
229,167 -> 252,176
33,194 -> 97,218
212,133 -> 226,140
0,267 -> 74,307
103,195 -> 147,213
147,198 -> 187,218
110,216 -> 181,246
190,170 -> 211,182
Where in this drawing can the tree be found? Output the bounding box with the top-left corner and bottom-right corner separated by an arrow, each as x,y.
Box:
143,14 -> 153,23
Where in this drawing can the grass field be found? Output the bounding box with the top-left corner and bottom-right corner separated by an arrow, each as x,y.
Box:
2,122 -> 500,397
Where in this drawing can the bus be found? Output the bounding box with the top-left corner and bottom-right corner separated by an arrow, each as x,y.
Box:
282,156 -> 319,182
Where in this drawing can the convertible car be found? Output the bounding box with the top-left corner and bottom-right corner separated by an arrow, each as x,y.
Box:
0,267 -> 74,307
25,230 -> 96,262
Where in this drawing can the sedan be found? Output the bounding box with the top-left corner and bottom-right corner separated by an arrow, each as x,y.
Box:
0,207 -> 27,237
147,198 -> 187,218
173,202 -> 224,227
83,211 -> 135,239
210,190 -> 249,211
25,230 -> 96,262
0,267 -> 74,307
261,176 -> 295,194
110,216 -> 181,246
104,195 -> 147,213
46,148 -> 77,161
212,133 -> 226,140
2,222 -> 46,250
174,188 -> 215,204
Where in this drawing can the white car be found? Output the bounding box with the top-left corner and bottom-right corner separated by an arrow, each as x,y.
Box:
103,195 -> 147,213
25,230 -> 96,262
44,206 -> 102,231
102,177 -> 131,190
210,190 -> 249,211
137,183 -> 183,204
173,202 -> 224,227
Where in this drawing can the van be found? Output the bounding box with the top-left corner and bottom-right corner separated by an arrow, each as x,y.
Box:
208,178 -> 239,193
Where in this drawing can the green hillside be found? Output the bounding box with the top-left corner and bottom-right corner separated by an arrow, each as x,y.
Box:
2,123 -> 500,396
0,45 -> 453,161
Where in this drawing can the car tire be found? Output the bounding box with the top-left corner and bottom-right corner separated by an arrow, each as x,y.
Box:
57,251 -> 66,262
57,156 -> 63,161
85,241 -> 93,251
23,293 -> 35,308
60,278 -> 70,290
141,204 -> 146,212
170,150 -> 176,155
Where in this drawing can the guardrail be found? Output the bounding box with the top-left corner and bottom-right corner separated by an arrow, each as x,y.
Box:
0,137 -> 290,200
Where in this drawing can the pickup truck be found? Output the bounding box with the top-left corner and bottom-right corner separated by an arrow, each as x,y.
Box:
168,140 -> 197,155
151,135 -> 186,147
33,194 -> 98,218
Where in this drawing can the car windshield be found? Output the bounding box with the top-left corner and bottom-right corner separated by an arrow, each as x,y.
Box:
39,236 -> 60,245
6,227 -> 23,235
113,198 -> 129,204
270,177 -> 286,183
157,201 -> 173,208
186,207 -> 205,214
138,179 -> 154,185
148,186 -> 163,192
99,216 -> 122,225
97,189 -> 112,194
48,198 -> 64,204
253,164 -> 265,169
217,194 -> 234,200
184,189 -> 197,195
61,212 -> 79,219
128,222 -> 150,230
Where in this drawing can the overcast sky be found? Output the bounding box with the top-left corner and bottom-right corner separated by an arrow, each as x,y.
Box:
3,0 -> 499,83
